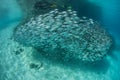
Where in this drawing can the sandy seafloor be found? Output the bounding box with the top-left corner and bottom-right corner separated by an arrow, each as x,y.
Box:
0,0 -> 120,80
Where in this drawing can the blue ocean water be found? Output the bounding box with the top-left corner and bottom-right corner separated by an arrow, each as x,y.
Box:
0,0 -> 22,30
0,0 -> 120,80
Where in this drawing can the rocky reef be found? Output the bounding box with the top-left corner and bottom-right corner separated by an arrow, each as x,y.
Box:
16,0 -> 70,19
13,9 -> 112,62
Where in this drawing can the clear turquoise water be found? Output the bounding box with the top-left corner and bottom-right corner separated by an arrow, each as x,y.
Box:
0,0 -> 120,80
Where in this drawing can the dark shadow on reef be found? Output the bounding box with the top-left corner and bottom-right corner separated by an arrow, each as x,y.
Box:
31,48 -> 110,74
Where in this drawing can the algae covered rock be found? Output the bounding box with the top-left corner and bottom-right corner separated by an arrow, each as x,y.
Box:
13,9 -> 112,62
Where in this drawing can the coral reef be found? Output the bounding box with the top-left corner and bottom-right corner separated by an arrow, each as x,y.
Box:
13,9 -> 112,62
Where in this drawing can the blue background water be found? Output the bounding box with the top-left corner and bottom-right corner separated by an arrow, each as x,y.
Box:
0,0 -> 22,30
0,0 -> 120,80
